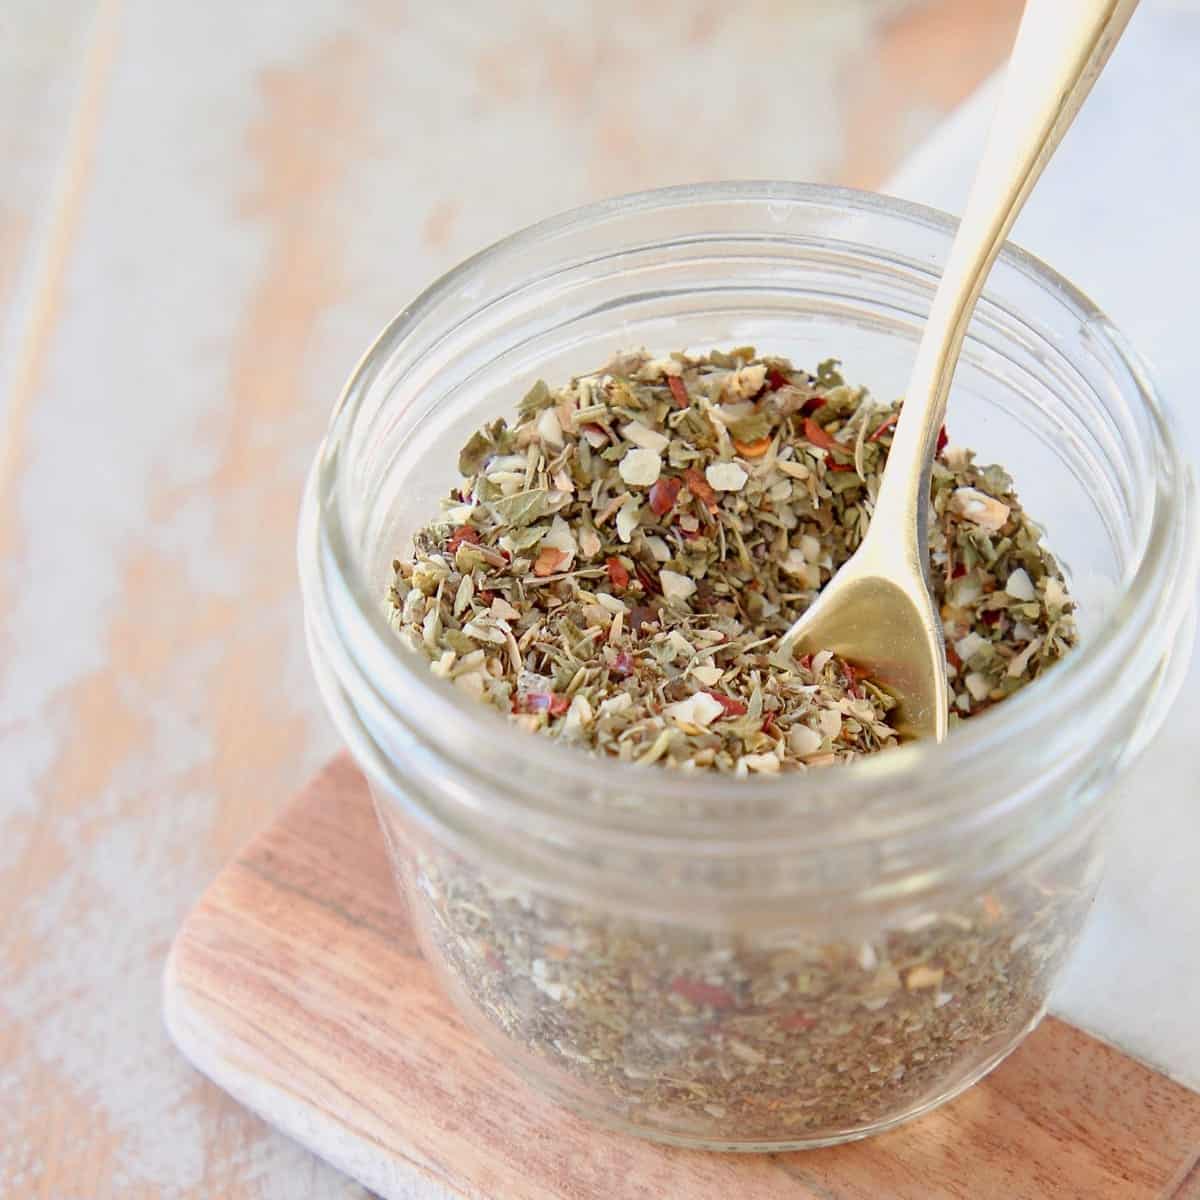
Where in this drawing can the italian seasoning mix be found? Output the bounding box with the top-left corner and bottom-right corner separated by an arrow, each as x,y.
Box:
389,347 -> 1076,770
387,348 -> 1085,1141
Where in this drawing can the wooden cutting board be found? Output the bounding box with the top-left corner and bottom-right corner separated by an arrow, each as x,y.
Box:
163,755 -> 1200,1200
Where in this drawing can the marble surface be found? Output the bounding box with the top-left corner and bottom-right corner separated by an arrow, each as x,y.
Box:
888,0 -> 1200,1091
0,3 -> 1026,1197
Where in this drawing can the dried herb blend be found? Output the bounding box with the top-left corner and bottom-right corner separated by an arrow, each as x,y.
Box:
383,349 -> 1087,1143
389,347 -> 1076,770
413,845 -> 1094,1142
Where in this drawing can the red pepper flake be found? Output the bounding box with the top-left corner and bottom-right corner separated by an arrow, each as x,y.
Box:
532,546 -> 567,577
732,435 -> 773,459
648,475 -> 682,516
611,651 -> 634,677
827,461 -> 857,472
761,712 -> 779,737
803,417 -> 851,458
636,565 -> 660,596
868,413 -> 899,443
796,653 -> 813,671
946,645 -> 962,671
521,692 -> 570,717
447,525 -> 480,552
801,396 -> 827,415
842,662 -> 864,699
765,366 -> 791,391
667,375 -> 689,408
706,691 -> 747,718
669,976 -> 736,1010
778,1011 -> 817,1032
684,466 -> 718,513
606,556 -> 630,589
937,424 -> 949,456
952,562 -> 967,579
981,609 -> 1002,625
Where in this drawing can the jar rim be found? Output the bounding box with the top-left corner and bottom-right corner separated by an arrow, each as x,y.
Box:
304,181 -> 1196,849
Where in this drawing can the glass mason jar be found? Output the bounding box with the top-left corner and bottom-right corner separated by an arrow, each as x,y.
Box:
298,183 -> 1197,1151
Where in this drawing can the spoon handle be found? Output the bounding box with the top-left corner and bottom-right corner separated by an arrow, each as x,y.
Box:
874,0 -> 1140,525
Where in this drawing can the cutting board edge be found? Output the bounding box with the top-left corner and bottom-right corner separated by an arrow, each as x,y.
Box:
163,929 -> 465,1200
159,754 -> 1200,1200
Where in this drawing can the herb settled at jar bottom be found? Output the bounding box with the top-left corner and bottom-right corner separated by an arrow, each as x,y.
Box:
403,838 -> 1098,1144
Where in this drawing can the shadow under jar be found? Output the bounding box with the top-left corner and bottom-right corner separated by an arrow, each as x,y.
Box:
299,183 -> 1197,1151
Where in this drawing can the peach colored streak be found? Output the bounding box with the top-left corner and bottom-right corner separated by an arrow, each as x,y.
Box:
839,0 -> 1023,190
422,198 -> 460,250
201,34 -> 364,863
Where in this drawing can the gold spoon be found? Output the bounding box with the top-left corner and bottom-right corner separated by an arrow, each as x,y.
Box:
779,0 -> 1139,741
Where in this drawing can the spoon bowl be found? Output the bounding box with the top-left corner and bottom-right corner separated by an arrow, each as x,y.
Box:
779,528 -> 948,741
